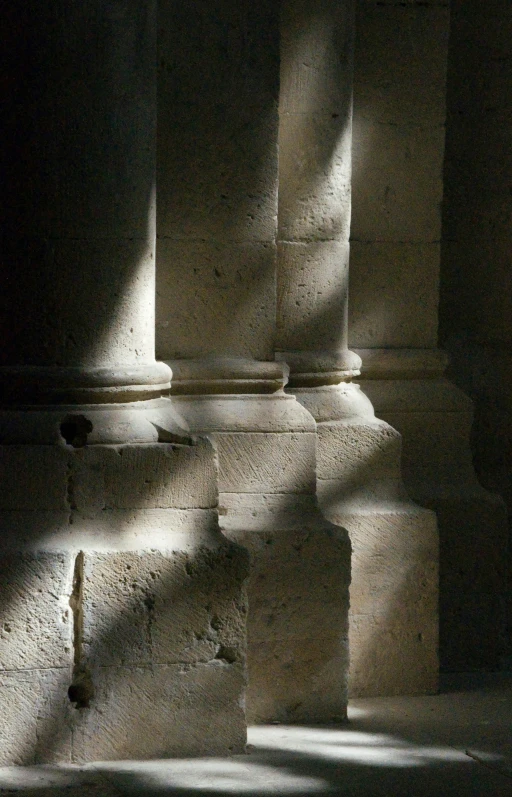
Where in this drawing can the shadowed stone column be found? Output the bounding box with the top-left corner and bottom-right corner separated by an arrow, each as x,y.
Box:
157,1 -> 351,722
0,0 -> 248,763
350,0 -> 508,673
277,0 -> 439,697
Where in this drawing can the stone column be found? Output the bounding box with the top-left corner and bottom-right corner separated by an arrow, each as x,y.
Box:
349,0 -> 508,673
0,1 -> 247,763
157,1 -> 350,722
277,0 -> 439,697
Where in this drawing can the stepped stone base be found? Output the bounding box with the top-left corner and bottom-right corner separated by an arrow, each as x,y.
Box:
0,437 -> 248,764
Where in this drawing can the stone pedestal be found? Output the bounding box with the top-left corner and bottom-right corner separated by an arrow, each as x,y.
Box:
356,349 -> 509,672
0,0 -> 247,763
170,359 -> 351,723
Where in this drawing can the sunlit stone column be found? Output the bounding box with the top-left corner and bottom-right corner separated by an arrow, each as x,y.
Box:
157,0 -> 350,722
277,0 -> 439,696
0,1 -> 247,763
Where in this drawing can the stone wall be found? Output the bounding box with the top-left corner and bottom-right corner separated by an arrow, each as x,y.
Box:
440,0 -> 512,667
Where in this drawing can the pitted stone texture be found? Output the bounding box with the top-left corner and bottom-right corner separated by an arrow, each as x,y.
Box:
351,119 -> 445,243
316,421 -> 402,483
0,446 -> 68,511
81,546 -> 248,668
277,241 -> 349,352
0,668 -> 73,766
224,522 -> 350,723
156,240 -> 276,361
278,113 -> 352,242
349,242 -> 441,348
214,433 -> 316,494
334,509 -> 439,698
70,440 -> 217,511
71,662 -> 246,762
0,552 -> 73,672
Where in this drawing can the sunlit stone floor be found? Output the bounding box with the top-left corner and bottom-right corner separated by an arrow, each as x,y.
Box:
1,675 -> 511,796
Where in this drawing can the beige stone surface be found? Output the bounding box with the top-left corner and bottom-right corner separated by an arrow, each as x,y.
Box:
316,421 -> 402,483
0,669 -> 73,766
277,241 -> 349,352
215,432 -> 317,494
278,113 -> 352,242
0,552 -> 73,672
225,522 -> 350,723
71,662 -> 246,762
70,440 -> 217,511
0,446 -> 69,511
349,242 -> 440,348
156,240 -> 276,361
351,120 -> 445,243
81,546 -> 247,668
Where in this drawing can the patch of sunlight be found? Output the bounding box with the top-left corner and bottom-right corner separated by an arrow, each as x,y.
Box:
248,726 -> 472,768
93,758 -> 329,793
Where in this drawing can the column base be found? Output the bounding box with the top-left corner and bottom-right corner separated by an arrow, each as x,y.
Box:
0,436 -> 248,764
292,382 -> 439,698
170,358 -> 351,722
355,348 -> 509,672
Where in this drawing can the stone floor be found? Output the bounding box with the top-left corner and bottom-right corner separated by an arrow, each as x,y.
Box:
1,674 -> 511,796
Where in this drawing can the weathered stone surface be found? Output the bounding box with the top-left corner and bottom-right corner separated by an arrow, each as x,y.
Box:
349,242 -> 441,348
225,523 -> 350,723
156,240 -> 276,361
316,421 -> 402,483
280,0 -> 352,116
172,393 -> 316,434
0,668 -> 73,766
71,663 -> 246,762
351,120 -> 445,243
278,113 -> 352,242
277,241 -> 349,352
214,433 -> 317,494
81,546 -> 247,668
70,440 -> 217,511
0,552 -> 73,672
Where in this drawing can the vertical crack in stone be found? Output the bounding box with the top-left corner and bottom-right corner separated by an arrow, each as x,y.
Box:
68,552 -> 94,709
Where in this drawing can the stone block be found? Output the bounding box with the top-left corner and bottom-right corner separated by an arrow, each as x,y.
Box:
0,446 -> 68,511
277,241 -> 349,352
224,523 -> 350,723
354,4 -> 450,126
70,440 -> 217,511
0,551 -> 74,671
71,662 -> 246,762
156,240 -> 276,361
351,120 -> 445,242
349,612 -> 438,698
81,545 -> 247,668
214,432 -> 316,494
348,242 -> 440,348
0,668 -> 73,765
440,591 -> 506,672
278,111 -> 351,241
316,421 -> 402,483
248,639 -> 348,723
280,0 -> 352,116
325,506 -> 438,698
157,103 -> 278,243
158,2 -> 279,111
